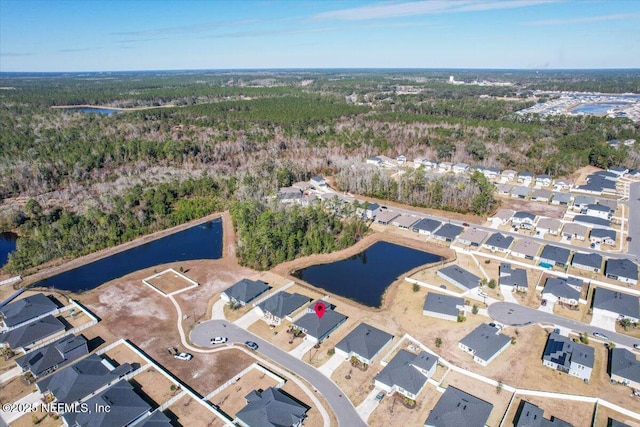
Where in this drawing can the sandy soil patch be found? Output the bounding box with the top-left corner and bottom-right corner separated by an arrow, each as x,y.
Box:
368,382 -> 442,427
248,321 -> 306,353
331,359 -> 377,407
595,403 -> 640,427
553,300 -> 589,323
503,395 -> 594,427
498,197 -> 567,219
569,165 -> 604,187
0,375 -> 35,404
166,395 -> 227,427
131,367 -> 177,408
212,367 -> 282,418
102,342 -> 147,368
58,310 -> 90,329
144,270 -> 196,295
10,408 -> 62,427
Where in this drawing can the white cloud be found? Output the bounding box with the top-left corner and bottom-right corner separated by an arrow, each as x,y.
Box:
311,0 -> 557,22
524,12 -> 640,26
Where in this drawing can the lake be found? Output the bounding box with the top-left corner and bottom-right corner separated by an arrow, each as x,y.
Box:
0,232 -> 18,268
65,107 -> 120,115
293,241 -> 442,308
572,102 -> 627,115
32,219 -> 223,292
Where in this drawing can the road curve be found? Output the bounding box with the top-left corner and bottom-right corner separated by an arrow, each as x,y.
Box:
488,302 -> 639,348
191,320 -> 367,427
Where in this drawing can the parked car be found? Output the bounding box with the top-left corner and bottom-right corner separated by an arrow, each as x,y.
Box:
541,299 -> 547,306
462,222 -> 470,227
590,243 -> 596,248
174,352 -> 193,361
211,337 -> 228,345
633,343 -> 640,350
553,328 -> 561,335
245,341 -> 259,350
592,332 -> 609,340
375,392 -> 385,401
627,236 -> 633,242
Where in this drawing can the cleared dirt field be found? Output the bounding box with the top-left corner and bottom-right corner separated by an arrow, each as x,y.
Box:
498,197 -> 567,219
145,270 -> 196,295
102,342 -> 147,368
11,409 -> 63,427
212,367 -> 282,418
368,382 -> 442,427
331,359 -> 377,407
131,367 -> 177,408
0,376 -> 35,406
503,395 -> 594,427
166,395 -> 227,427
596,403 -> 640,427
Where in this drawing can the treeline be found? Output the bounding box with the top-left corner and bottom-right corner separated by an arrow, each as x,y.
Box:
230,199 -> 368,270
4,176 -> 227,272
336,167 -> 497,216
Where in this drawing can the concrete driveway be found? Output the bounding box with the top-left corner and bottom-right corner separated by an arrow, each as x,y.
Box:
288,338 -> 317,359
590,310 -> 617,331
191,320 -> 367,427
234,307 -> 261,329
0,391 -> 44,425
356,387 -> 384,422
500,286 -> 519,304
318,353 -> 346,377
627,181 -> 640,258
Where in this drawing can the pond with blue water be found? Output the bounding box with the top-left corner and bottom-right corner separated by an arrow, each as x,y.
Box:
293,241 -> 442,308
65,107 -> 121,115
0,232 -> 18,268
33,219 -> 223,293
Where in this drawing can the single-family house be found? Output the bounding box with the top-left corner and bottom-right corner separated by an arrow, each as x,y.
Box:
496,183 -> 514,196
377,155 -> 396,167
411,218 -> 442,236
458,324 -> 511,366
392,214 -> 418,230
235,387 -> 309,427
536,218 -> 562,236
483,233 -> 514,253
291,181 -> 312,192
453,163 -> 470,174
562,223 -> 588,241
590,228 -> 616,246
483,167 -> 501,180
257,292 -> 311,325
499,263 -> 528,292
488,209 -> 514,226
605,259 -> 639,285
501,169 -> 517,182
358,202 -> 381,219
456,228 -> 489,247
585,204 -> 612,220
551,192 -> 572,206
608,166 -> 628,178
374,349 -> 438,400
542,277 -> 583,307
0,293 -> 59,331
553,179 -> 573,191
335,323 -> 393,365
510,239 -> 541,261
293,304 -> 348,344
625,139 -> 636,147
16,334 -> 88,378
573,215 -> 610,228
574,182 -> 604,195
422,293 -> 465,322
413,157 -> 425,168
423,159 -> 439,169
437,265 -> 481,292
597,199 -> 618,212
592,288 -> 639,323
511,186 -> 531,199
591,170 -> 620,181
610,348 -> 640,390
536,174 -> 552,187
37,354 -> 134,404
433,223 -> 464,242
438,162 -> 453,172
608,139 -> 620,148
532,188 -> 552,202
518,171 -> 534,185
538,245 -> 571,268
571,252 -> 603,273
310,176 -> 327,188
221,279 -> 270,307
542,333 -> 594,382
396,155 -> 407,165
376,210 -> 400,225
514,401 -> 574,427
366,156 -> 383,166
424,386 -> 493,427
512,211 -> 536,229
0,315 -> 65,352
573,195 -> 597,211
277,187 -> 303,204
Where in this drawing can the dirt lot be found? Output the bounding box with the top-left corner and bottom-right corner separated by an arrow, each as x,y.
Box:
130,367 -> 177,408
102,342 -> 148,368
595,403 -> 640,427
144,270 -> 196,295
166,395 -> 227,427
11,408 -> 62,427
503,395 -> 595,427
332,359 -> 377,407
0,375 -> 35,406
498,197 -> 567,219
212,367 -> 282,418
369,382 -> 442,427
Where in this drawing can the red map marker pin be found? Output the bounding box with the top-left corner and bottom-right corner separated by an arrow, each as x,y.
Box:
314,302 -> 326,319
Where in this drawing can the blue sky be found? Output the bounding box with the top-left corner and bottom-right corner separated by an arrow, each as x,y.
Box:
1,0 -> 639,72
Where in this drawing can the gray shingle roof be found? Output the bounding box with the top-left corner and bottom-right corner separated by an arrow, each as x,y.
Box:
586,203 -> 611,213
610,348 -> 640,384
605,259 -> 639,281
137,411 -> 173,427
433,223 -> 464,240
423,293 -> 464,317
512,187 -> 532,198
62,380 -> 152,427
552,192 -> 572,204
0,293 -> 58,328
573,195 -> 596,206
514,400 -> 574,427
459,324 -> 511,362
484,233 -> 514,250
16,334 -> 88,378
498,263 -> 528,288
543,333 -> 594,369
0,314 -> 64,350
223,279 -> 269,304
236,386 -> 309,427
543,277 -> 582,301
513,211 -> 536,221
37,354 -> 134,404
539,245 -> 571,265
374,349 -> 437,395
424,386 -> 493,427
574,215 -> 611,227
437,265 -> 481,290
532,189 -> 552,200
571,252 -> 603,270
590,228 -> 616,240
608,418 -> 632,427
592,288 -> 639,319
412,218 -> 442,233
294,309 -> 347,341
258,292 -> 310,319
335,323 -> 393,361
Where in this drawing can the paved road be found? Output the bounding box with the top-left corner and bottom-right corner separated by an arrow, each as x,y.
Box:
626,181 -> 640,258
488,302 -> 639,348
191,320 -> 367,427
